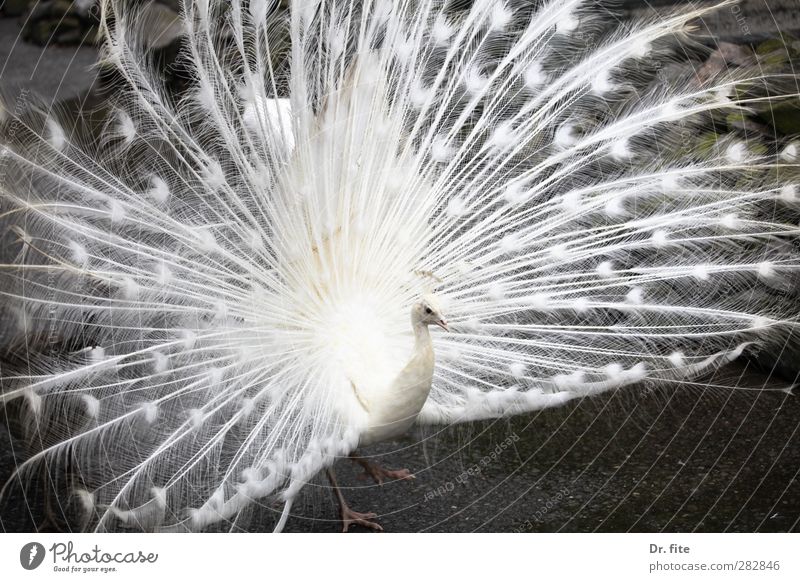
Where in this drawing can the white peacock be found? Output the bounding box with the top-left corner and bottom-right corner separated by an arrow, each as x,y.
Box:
0,0 -> 798,532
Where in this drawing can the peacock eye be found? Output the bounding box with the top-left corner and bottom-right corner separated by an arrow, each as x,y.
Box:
424,307 -> 432,314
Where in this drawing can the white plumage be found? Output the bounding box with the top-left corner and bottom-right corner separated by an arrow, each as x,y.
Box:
0,0 -> 798,532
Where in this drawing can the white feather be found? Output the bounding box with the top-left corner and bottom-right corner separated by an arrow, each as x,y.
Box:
0,0 -> 796,535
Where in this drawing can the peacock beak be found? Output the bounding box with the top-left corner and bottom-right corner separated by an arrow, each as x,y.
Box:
436,319 -> 449,332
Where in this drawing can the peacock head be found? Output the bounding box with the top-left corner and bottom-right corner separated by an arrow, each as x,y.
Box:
413,294 -> 449,331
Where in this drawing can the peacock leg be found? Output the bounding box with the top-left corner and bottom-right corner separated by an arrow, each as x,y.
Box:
349,454 -> 415,485
326,468 -> 383,532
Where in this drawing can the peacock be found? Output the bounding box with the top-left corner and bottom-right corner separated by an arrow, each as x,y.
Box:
1,0 -> 798,533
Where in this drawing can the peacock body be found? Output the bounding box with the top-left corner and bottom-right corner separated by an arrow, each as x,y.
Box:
0,0 -> 798,532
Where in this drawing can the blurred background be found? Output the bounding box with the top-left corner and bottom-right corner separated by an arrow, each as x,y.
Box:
1,0 -> 799,532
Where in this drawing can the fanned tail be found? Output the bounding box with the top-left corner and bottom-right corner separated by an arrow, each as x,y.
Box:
414,0 -> 800,422
0,0 -> 798,531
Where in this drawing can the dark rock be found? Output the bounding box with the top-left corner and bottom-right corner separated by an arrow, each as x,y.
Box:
21,0 -> 100,46
1,0 -> 31,17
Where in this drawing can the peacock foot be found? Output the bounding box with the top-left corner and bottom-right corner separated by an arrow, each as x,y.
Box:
339,506 -> 384,533
327,467 -> 384,533
351,456 -> 416,485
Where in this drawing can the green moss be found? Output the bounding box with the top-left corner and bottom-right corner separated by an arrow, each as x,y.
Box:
756,100 -> 800,135
696,133 -> 721,156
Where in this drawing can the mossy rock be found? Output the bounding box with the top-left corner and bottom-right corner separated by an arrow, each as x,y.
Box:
756,100 -> 800,135
21,0 -> 100,46
755,36 -> 800,59
1,0 -> 32,17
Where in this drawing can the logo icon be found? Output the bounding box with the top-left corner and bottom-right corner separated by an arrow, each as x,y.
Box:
20,542 -> 46,570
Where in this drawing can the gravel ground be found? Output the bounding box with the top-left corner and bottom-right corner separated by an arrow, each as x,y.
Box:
3,363 -> 798,533
278,367 -> 800,533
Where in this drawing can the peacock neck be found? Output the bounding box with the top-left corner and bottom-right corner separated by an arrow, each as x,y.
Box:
412,321 -> 432,354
